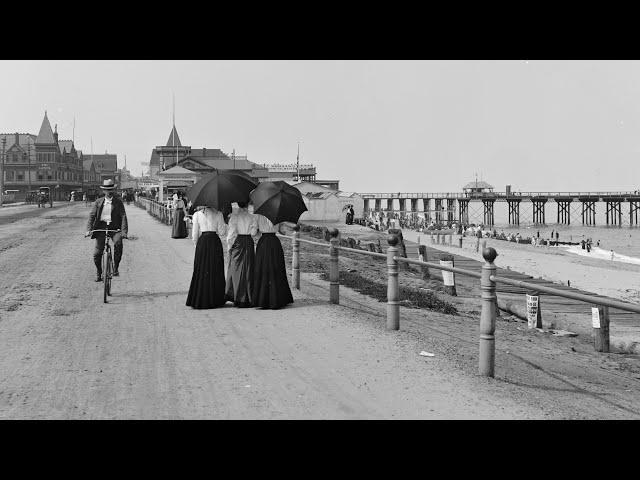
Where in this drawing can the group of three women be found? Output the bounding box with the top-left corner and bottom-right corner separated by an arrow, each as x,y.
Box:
183,200 -> 294,310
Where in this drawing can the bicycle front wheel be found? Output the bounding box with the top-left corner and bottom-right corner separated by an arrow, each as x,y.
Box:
103,248 -> 111,303
107,254 -> 113,296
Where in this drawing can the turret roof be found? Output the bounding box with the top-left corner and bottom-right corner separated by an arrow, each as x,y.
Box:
35,111 -> 56,144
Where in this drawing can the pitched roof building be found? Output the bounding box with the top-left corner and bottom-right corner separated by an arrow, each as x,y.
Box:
1,111 -> 88,200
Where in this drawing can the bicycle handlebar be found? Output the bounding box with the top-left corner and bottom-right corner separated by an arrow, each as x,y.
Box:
85,228 -> 123,237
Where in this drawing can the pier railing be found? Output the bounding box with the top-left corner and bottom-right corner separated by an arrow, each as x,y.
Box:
360,191 -> 640,199
279,226 -> 640,378
135,197 -> 176,226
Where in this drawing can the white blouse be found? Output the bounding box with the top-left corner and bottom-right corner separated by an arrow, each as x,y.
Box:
254,214 -> 281,234
191,208 -> 228,244
227,209 -> 258,248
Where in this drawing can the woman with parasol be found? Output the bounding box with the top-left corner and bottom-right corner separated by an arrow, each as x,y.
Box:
186,204 -> 228,309
224,200 -> 258,307
250,181 -> 307,309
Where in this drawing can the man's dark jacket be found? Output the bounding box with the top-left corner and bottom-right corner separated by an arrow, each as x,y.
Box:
86,195 -> 129,238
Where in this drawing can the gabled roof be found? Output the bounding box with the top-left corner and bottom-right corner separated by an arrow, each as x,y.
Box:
304,191 -> 335,199
158,165 -> 197,176
59,140 -> 74,154
166,125 -> 182,147
336,191 -> 360,198
91,154 -> 118,172
35,111 -> 56,144
83,159 -> 96,171
463,180 -> 493,189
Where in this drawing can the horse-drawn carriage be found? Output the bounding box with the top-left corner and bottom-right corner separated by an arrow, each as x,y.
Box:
37,186 -> 53,208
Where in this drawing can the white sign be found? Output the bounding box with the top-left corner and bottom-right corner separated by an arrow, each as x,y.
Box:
592,307 -> 600,328
526,295 -> 539,329
440,260 -> 454,286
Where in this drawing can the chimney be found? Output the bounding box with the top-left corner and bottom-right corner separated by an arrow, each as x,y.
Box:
54,124 -> 59,143
15,132 -> 19,147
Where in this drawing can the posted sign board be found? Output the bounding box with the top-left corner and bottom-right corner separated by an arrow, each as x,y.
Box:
591,307 -> 600,328
526,294 -> 539,329
440,260 -> 454,286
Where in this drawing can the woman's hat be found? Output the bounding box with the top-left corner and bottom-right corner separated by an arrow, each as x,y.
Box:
100,179 -> 117,190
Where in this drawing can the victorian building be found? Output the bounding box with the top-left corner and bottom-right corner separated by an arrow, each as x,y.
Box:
1,112 -> 85,200
148,123 -> 322,200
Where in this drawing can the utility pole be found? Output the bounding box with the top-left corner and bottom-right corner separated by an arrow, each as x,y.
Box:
27,138 -> 32,195
0,137 -> 6,207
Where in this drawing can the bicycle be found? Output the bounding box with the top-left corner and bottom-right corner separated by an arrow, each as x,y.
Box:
86,227 -> 121,303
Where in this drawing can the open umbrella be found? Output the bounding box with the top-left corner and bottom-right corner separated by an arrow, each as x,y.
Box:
187,170 -> 258,210
249,181 -> 308,225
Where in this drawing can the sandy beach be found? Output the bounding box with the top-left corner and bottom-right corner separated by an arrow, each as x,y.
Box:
401,230 -> 640,305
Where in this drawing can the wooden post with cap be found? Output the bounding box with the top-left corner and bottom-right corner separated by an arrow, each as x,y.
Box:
387,234 -> 400,330
292,224 -> 300,290
329,228 -> 340,304
479,246 -> 498,377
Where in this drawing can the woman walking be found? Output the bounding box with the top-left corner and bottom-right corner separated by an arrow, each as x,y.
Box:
186,205 -> 228,309
225,201 -> 258,307
171,192 -> 189,239
252,213 -> 293,309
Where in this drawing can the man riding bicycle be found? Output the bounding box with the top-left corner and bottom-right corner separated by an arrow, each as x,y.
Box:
86,179 -> 128,282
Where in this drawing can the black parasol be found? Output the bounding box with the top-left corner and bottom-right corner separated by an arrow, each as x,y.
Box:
249,181 -> 308,225
187,170 -> 258,211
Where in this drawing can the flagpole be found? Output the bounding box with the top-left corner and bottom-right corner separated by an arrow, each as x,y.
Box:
296,141 -> 300,181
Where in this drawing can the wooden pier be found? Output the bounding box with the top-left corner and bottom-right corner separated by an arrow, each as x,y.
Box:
361,191 -> 640,227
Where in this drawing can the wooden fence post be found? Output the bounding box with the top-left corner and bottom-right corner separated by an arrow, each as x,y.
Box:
329,228 -> 340,304
418,244 -> 430,280
592,305 -> 610,352
439,253 -> 457,296
292,224 -> 300,290
387,234 -> 400,330
479,247 -> 498,377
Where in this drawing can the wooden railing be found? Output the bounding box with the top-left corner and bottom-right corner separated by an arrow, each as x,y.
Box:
280,227 -> 640,378
135,197 -> 176,226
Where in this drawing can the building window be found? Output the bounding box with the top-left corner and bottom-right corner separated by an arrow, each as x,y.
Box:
6,171 -> 14,180
17,172 -> 24,180
38,173 -> 43,180
47,174 -> 52,180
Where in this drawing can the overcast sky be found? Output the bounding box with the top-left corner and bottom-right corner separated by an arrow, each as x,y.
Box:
2,60 -> 640,193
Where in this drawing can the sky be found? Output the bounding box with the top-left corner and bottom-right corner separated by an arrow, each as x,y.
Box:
2,60 -> 640,193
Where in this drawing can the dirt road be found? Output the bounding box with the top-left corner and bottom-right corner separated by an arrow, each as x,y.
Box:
0,203 -> 638,419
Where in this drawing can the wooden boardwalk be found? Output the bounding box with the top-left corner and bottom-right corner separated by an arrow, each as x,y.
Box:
403,240 -> 639,325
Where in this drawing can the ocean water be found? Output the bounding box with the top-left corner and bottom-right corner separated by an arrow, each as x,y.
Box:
414,200 -> 640,261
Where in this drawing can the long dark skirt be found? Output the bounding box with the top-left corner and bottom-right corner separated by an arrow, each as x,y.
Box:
252,233 -> 293,309
186,232 -> 227,309
225,235 -> 255,307
172,209 -> 188,238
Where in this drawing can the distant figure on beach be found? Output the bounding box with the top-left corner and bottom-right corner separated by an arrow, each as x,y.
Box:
555,231 -> 559,241
611,250 -> 615,261
567,280 -> 571,287
597,240 -> 600,247
586,239 -> 591,253
581,239 -> 586,250
551,229 -> 554,238
537,230 -> 540,238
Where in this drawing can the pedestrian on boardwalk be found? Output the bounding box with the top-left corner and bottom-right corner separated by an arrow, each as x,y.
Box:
186,205 -> 228,309
225,201 -> 258,308
251,213 -> 294,309
171,192 -> 189,239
